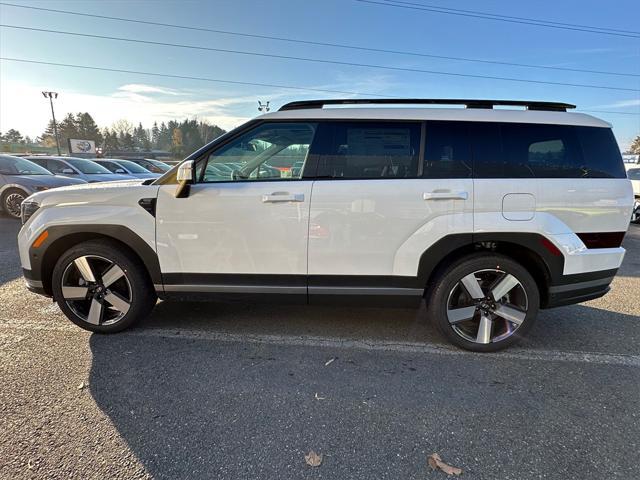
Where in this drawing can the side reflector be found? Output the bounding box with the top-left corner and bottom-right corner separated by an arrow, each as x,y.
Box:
32,230 -> 49,248
540,237 -> 562,257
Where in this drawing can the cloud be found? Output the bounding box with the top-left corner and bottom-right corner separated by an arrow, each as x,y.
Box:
587,99 -> 640,110
0,81 -> 254,136
117,84 -> 185,96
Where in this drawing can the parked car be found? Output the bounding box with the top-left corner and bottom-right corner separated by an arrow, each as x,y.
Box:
628,167 -> 640,223
17,98 -> 634,352
0,154 -> 87,219
126,158 -> 171,174
26,156 -> 135,183
92,159 -> 161,179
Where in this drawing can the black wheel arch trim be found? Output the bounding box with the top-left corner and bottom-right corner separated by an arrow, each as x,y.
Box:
28,224 -> 162,295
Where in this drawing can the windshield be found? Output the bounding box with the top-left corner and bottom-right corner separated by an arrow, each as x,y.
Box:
66,158 -> 112,174
628,168 -> 640,180
0,156 -> 52,175
145,159 -> 171,172
113,159 -> 150,173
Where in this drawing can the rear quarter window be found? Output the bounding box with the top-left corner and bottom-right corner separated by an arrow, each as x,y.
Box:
470,122 -> 625,179
576,127 -> 626,178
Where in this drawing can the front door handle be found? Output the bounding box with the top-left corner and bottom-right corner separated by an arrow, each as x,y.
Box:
261,192 -> 305,203
423,191 -> 469,201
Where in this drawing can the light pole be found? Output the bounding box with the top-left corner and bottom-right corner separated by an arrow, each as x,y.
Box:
258,101 -> 270,113
42,91 -> 61,155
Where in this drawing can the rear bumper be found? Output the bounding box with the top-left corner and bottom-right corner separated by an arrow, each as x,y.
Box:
544,269 -> 615,308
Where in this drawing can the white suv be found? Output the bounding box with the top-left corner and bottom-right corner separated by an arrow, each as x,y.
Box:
17,99 -> 634,351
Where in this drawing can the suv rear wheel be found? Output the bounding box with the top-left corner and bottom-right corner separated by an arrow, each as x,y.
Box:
51,240 -> 157,333
428,253 -> 539,352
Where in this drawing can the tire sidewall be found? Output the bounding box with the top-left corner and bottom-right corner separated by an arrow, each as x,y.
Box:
51,240 -> 155,333
430,254 -> 540,352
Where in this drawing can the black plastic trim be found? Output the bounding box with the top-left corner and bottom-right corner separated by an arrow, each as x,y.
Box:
27,225 -> 162,293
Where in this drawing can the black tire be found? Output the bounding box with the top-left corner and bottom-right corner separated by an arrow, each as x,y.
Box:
2,188 -> 27,219
51,239 -> 157,333
427,253 -> 540,352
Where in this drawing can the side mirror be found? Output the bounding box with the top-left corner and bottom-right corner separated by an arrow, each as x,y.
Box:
62,168 -> 75,174
175,160 -> 195,198
115,168 -> 126,174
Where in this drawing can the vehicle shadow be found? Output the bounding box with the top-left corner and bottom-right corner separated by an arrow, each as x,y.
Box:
87,301 -> 640,478
0,216 -> 22,286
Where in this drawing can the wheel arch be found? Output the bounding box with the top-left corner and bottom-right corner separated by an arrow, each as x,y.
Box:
418,233 -> 563,308
31,225 -> 161,296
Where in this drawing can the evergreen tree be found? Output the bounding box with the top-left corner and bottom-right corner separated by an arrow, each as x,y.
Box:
151,122 -> 160,149
76,112 -> 103,146
4,129 -> 24,143
102,128 -> 120,152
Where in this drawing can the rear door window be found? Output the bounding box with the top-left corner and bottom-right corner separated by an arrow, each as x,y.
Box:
314,122 -> 421,179
423,121 -> 472,178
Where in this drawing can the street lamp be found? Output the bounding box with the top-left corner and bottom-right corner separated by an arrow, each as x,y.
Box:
258,101 -> 270,113
42,91 -> 61,155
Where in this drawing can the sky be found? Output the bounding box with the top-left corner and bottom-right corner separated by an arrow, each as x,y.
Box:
0,0 -> 639,149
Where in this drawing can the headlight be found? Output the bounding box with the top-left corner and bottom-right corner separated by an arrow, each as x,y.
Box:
20,201 -> 40,225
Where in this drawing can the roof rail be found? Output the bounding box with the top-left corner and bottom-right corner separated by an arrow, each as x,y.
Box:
279,98 -> 576,112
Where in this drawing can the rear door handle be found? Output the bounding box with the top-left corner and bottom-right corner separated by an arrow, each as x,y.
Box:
261,192 -> 305,203
423,191 -> 469,201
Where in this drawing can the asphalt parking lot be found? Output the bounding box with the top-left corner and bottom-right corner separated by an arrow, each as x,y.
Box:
1,216 -> 639,479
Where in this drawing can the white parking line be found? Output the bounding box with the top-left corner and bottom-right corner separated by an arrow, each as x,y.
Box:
129,327 -> 640,367
2,321 -> 640,367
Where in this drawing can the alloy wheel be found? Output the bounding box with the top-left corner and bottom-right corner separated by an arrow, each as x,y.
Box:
4,192 -> 25,218
446,269 -> 528,345
60,255 -> 132,326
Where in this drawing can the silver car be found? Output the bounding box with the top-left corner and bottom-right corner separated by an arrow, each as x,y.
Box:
92,158 -> 161,179
26,156 -> 135,183
0,154 -> 87,219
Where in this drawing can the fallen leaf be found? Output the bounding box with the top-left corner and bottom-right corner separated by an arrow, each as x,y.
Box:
324,357 -> 336,366
305,450 -> 323,467
314,393 -> 326,400
77,381 -> 88,390
428,453 -> 462,476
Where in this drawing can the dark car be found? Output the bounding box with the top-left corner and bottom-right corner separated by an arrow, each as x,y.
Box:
0,154 -> 87,218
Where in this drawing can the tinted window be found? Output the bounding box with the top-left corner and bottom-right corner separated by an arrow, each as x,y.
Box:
423,121 -> 471,178
314,122 -> 421,179
47,159 -> 72,174
576,127 -> 626,178
201,122 -> 316,182
501,123 -> 582,178
0,156 -> 51,175
468,122 -> 503,178
471,123 -> 625,179
97,160 -> 119,173
66,159 -> 112,174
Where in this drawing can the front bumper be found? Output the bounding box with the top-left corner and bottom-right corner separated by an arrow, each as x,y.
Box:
23,269 -> 50,297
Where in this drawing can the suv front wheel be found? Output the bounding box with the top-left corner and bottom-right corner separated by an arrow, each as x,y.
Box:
428,253 -> 539,352
51,240 -> 157,333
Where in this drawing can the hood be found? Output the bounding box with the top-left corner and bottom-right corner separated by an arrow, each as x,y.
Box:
11,174 -> 87,188
25,178 -> 155,208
